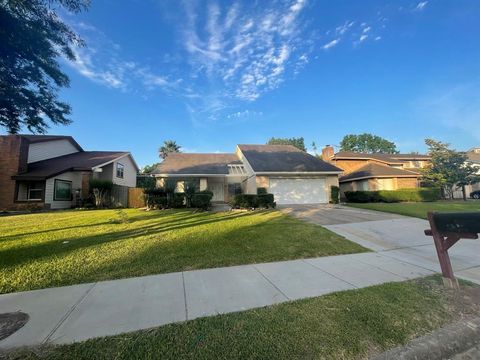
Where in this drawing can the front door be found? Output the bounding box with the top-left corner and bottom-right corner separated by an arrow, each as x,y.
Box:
209,182 -> 224,202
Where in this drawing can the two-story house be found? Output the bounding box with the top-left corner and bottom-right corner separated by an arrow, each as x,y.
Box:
0,135 -> 138,211
321,145 -> 430,195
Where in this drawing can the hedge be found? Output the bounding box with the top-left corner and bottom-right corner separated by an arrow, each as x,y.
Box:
191,191 -> 214,210
231,193 -> 275,209
345,188 -> 441,203
330,185 -> 340,204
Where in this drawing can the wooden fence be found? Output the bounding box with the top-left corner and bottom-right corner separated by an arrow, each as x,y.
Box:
109,186 -> 145,208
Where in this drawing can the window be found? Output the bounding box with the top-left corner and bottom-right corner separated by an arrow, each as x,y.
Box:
28,183 -> 43,200
116,163 -> 124,178
16,181 -> 44,201
54,179 -> 72,201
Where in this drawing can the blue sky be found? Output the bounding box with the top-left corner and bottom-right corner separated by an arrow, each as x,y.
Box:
41,0 -> 480,167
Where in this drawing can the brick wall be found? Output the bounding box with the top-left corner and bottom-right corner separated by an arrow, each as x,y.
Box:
396,177 -> 419,189
0,135 -> 29,210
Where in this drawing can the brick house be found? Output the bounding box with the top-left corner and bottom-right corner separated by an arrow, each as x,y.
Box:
321,145 -> 430,196
0,135 -> 138,211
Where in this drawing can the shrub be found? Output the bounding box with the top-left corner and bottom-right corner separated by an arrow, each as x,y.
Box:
330,185 -> 340,204
257,194 -> 275,208
345,188 -> 441,203
171,193 -> 185,208
191,191 -> 214,210
232,193 -> 275,209
89,179 -> 113,208
257,187 -> 268,195
136,175 -> 156,189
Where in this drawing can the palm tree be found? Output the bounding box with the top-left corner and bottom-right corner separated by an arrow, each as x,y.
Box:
159,140 -> 181,160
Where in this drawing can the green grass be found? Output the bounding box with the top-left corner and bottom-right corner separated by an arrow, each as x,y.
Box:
8,276 -> 479,360
347,201 -> 480,219
0,209 -> 366,294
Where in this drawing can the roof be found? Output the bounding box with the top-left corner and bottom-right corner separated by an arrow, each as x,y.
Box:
467,149 -> 480,164
12,151 -> 130,180
18,135 -> 83,151
332,151 -> 430,164
339,163 -> 421,182
152,153 -> 241,175
238,144 -> 342,173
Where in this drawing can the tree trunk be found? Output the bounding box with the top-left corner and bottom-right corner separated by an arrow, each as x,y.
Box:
462,185 -> 467,201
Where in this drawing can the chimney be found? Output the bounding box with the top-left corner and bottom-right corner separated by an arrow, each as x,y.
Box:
322,145 -> 334,161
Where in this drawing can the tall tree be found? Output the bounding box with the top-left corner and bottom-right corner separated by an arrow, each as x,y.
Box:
0,0 -> 89,134
141,163 -> 160,174
340,133 -> 398,154
422,139 -> 480,200
267,137 -> 306,151
159,140 -> 181,160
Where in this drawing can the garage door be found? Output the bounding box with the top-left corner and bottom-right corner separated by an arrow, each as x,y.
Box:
269,178 -> 328,205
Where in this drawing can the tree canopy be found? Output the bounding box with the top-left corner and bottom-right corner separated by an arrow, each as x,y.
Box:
0,0 -> 89,134
340,133 -> 398,154
159,140 -> 181,160
267,137 -> 306,151
141,163 -> 160,174
422,139 -> 480,200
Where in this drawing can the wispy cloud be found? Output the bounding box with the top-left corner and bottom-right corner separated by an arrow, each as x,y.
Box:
415,1 -> 428,11
322,39 -> 340,50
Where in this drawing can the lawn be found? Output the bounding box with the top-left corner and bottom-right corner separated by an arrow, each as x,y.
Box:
7,276 -> 480,360
0,209 -> 366,294
347,201 -> 480,219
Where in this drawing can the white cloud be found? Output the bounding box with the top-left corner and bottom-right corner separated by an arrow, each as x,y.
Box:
359,34 -> 368,42
415,1 -> 428,11
322,39 -> 340,50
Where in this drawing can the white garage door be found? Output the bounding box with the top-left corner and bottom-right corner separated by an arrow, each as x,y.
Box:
269,178 -> 328,205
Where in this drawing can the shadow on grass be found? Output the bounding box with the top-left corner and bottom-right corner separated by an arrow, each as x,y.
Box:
0,211 -> 258,268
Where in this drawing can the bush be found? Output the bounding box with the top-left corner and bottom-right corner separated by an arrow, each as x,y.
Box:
330,185 -> 340,204
89,179 -> 113,208
191,191 -> 214,210
345,188 -> 441,203
171,193 -> 185,208
257,187 -> 268,195
257,194 -> 275,208
232,193 -> 275,209
136,175 -> 156,189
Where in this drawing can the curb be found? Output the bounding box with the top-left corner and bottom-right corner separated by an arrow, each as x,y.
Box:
372,316 -> 480,360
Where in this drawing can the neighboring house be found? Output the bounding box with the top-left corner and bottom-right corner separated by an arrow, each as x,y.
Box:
321,145 -> 431,196
152,144 -> 343,205
0,135 -> 138,211
457,147 -> 480,197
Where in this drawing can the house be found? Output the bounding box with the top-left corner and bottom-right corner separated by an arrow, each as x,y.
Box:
321,145 -> 430,196
152,144 -> 343,205
0,135 -> 139,211
461,147 -> 480,196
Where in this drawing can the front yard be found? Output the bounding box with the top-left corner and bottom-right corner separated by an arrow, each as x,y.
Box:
8,276 -> 480,360
347,201 -> 480,219
0,209 -> 366,294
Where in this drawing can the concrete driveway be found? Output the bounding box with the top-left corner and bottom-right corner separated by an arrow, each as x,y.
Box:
281,204 -> 480,284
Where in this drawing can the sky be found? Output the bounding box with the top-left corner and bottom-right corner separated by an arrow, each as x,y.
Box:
31,0 -> 480,167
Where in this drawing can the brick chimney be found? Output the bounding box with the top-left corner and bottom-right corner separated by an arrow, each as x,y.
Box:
0,135 -> 29,210
322,145 -> 335,161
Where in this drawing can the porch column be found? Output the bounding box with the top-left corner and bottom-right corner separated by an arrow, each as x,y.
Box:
200,178 -> 208,191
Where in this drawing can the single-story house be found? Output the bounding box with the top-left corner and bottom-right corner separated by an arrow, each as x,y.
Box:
152,144 -> 343,205
321,146 -> 431,196
0,135 -> 139,210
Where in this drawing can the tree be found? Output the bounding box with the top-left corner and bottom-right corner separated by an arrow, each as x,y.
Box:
0,0 -> 89,134
422,139 -> 480,200
340,133 -> 398,154
159,140 -> 181,160
267,137 -> 306,151
141,163 -> 160,174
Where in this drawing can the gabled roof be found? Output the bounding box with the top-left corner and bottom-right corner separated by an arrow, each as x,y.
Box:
339,163 -> 421,183
332,151 -> 430,164
18,135 -> 83,151
153,153 -> 241,175
238,144 -> 342,173
467,149 -> 480,164
12,151 -> 130,180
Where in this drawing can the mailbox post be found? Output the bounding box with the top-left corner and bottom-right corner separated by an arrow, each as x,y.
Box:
424,212 -> 480,289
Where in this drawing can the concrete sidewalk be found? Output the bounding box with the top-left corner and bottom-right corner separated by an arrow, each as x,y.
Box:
0,251 -> 434,349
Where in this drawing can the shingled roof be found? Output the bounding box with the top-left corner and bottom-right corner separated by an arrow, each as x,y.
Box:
238,144 -> 342,173
153,153 -> 241,175
12,151 -> 130,180
332,151 -> 430,164
339,163 -> 420,182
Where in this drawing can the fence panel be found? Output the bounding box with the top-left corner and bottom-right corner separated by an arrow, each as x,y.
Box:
111,185 -> 129,207
128,187 -> 146,208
